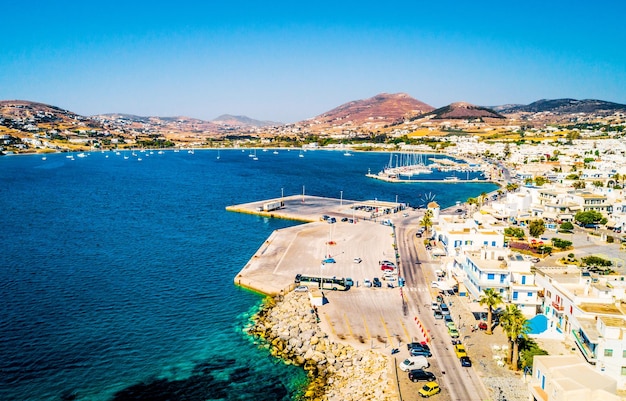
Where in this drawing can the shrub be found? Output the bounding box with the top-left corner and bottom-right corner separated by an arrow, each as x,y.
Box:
551,238 -> 572,249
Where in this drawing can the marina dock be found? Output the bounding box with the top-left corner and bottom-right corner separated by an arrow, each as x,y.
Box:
228,194 -> 426,348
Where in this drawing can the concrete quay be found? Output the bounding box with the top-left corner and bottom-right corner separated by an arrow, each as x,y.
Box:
230,195 -> 428,350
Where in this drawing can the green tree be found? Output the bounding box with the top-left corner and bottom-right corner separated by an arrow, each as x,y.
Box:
504,227 -> 525,239
506,183 -> 519,192
559,221 -> 574,233
551,238 -> 572,249
420,209 -> 433,233
574,210 -> 603,226
466,197 -> 478,212
478,288 -> 503,335
572,180 -> 586,189
519,338 -> 548,371
565,173 -> 579,180
528,219 -> 546,238
534,176 -> 548,186
500,304 -> 529,370
592,180 -> 604,188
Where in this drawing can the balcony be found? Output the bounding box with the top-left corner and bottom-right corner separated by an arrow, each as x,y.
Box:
572,330 -> 597,364
552,301 -> 564,311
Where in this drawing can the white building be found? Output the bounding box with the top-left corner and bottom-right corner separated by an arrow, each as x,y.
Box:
528,355 -> 619,401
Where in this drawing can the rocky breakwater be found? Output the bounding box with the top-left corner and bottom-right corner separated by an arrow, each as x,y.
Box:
247,291 -> 395,401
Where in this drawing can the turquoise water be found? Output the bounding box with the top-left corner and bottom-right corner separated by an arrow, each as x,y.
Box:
0,149 -> 497,401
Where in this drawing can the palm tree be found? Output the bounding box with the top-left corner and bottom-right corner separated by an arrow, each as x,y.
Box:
478,192 -> 488,206
420,209 -> 433,233
466,197 -> 478,212
478,288 -> 503,335
500,304 -> 529,370
505,182 -> 518,193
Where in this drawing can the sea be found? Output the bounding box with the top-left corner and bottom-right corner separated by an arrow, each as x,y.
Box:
0,149 -> 498,401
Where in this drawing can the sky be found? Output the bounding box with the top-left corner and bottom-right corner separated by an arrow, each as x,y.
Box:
2,1 -> 625,123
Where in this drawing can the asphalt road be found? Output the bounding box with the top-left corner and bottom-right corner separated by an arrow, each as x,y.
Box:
395,211 -> 489,401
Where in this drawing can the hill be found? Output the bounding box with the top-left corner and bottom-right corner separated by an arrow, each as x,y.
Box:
212,114 -> 279,127
497,98 -> 626,115
425,102 -> 505,120
301,93 -> 435,131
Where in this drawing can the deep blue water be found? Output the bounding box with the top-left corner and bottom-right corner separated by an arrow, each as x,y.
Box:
0,149 -> 497,401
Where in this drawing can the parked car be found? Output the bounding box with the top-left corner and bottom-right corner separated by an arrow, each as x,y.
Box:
381,264 -> 395,272
372,277 -> 382,287
341,217 -> 348,222
454,344 -> 467,358
440,303 -> 450,315
443,314 -> 453,324
448,327 -> 459,338
410,348 -> 432,357
327,217 -> 336,224
433,310 -> 443,319
353,257 -> 362,264
446,322 -> 457,331
407,342 -> 430,351
323,258 -> 336,264
408,369 -> 436,382
294,285 -> 309,293
418,381 -> 441,397
431,302 -> 439,310
380,260 -> 396,268
399,356 -> 429,372
363,279 -> 372,288
460,356 -> 472,367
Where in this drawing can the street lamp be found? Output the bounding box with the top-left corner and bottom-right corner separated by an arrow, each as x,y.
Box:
340,190 -> 343,206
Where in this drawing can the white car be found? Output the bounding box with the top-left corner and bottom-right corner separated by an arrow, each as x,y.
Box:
294,285 -> 309,292
399,356 -> 429,372
353,257 -> 362,264
363,279 -> 372,288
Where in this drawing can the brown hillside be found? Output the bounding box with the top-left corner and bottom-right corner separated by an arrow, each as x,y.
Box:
428,102 -> 504,120
305,93 -> 435,130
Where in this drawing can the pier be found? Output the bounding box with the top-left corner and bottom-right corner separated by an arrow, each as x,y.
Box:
366,173 -> 496,184
228,194 -> 426,349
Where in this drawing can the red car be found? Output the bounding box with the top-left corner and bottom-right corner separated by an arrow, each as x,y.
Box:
380,264 -> 395,272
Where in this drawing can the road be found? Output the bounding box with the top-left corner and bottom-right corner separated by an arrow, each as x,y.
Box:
395,211 -> 489,401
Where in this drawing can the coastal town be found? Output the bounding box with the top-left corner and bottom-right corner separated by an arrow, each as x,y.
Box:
4,95 -> 626,401
227,128 -> 626,401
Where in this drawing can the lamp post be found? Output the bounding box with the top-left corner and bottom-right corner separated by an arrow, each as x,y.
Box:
340,190 -> 343,206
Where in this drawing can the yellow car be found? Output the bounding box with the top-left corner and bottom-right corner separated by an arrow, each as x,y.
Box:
454,344 -> 467,358
418,381 -> 441,398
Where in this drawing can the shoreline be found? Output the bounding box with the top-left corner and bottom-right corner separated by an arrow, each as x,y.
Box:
247,291 -> 396,401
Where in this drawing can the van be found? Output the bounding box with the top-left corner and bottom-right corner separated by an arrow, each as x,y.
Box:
399,356 -> 429,372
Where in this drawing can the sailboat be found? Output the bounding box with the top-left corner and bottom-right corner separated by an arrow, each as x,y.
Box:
343,150 -> 353,156
299,149 -> 304,158
252,149 -> 258,161
217,149 -> 221,160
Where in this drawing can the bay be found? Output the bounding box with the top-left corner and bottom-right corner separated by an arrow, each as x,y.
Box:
0,149 -> 497,401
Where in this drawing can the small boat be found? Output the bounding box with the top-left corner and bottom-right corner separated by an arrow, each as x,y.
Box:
41,156 -> 47,161
273,150 -> 278,155
343,151 -> 353,156
299,150 -> 304,158
217,150 -> 221,160
76,152 -> 87,158
444,176 -> 460,182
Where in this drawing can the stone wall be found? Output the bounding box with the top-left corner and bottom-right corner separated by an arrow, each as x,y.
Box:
247,291 -> 396,401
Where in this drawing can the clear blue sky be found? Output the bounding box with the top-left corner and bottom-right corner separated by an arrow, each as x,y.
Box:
2,1 -> 625,123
